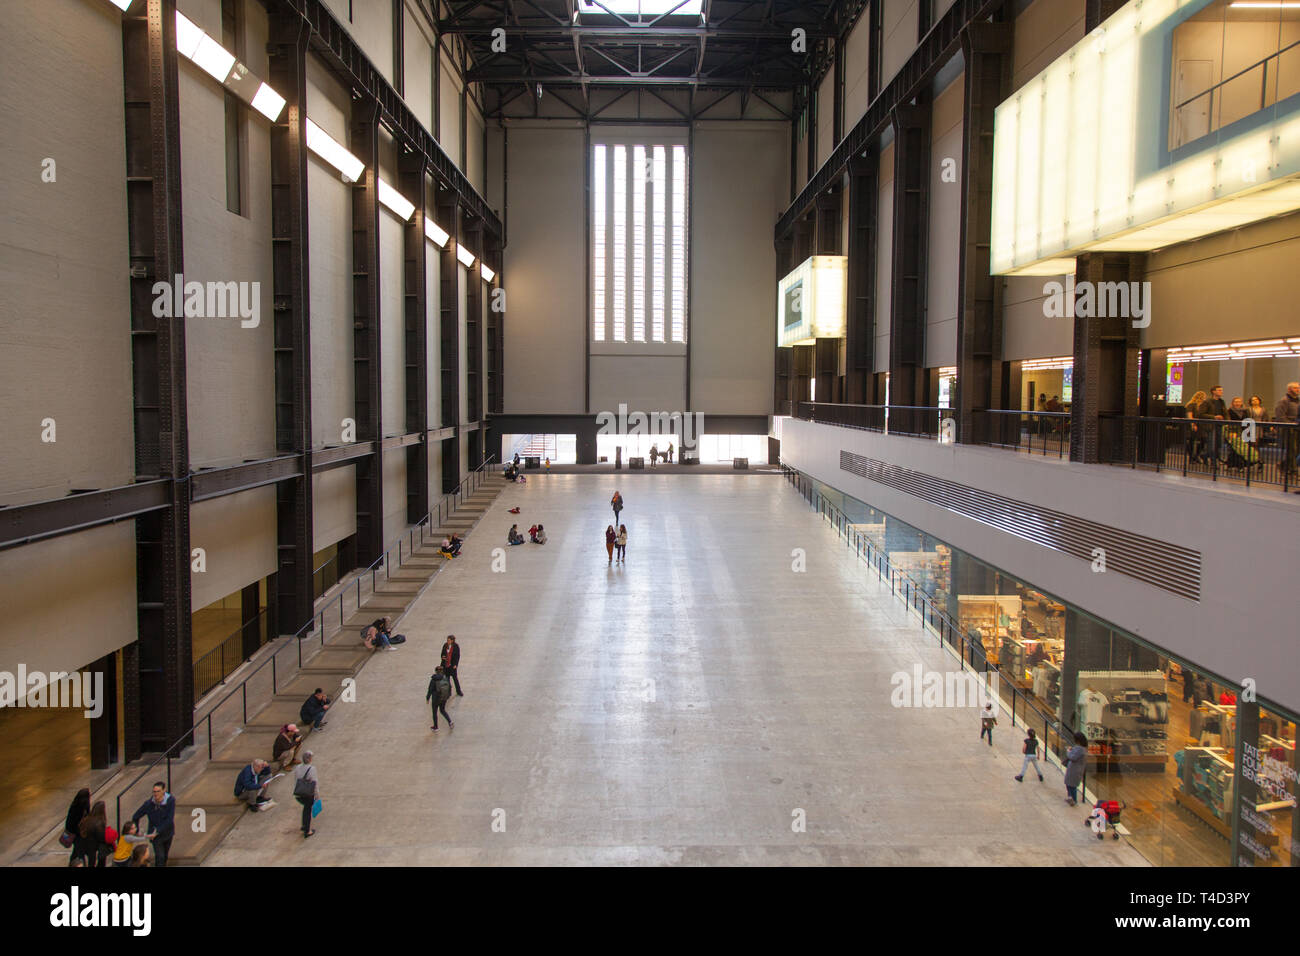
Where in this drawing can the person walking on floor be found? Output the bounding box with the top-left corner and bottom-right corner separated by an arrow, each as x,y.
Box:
979,702 -> 997,747
131,781 -> 176,867
427,666 -> 454,732
1014,728 -> 1044,782
293,751 -> 319,838
611,490 -> 624,525
605,525 -> 616,564
442,635 -> 463,696
1063,732 -> 1088,806
616,524 -> 627,563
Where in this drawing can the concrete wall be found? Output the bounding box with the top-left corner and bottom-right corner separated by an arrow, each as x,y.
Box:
0,525 -> 138,686
502,125 -> 586,414
189,487 -> 277,610
307,58 -> 355,450
404,1 -> 435,134
1144,211 -> 1300,349
178,0 -> 277,470
925,71 -> 964,370
1001,276 -> 1072,360
882,0 -> 919,89
1012,0 -> 1086,93
783,418 -> 1300,713
843,11 -> 873,133
691,123 -> 788,414
0,0 -> 133,505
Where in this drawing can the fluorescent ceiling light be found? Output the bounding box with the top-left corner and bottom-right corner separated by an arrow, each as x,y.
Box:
304,118 -> 365,183
457,245 -> 476,269
1230,2 -> 1300,7
250,83 -> 286,122
106,0 -> 132,10
377,179 -> 415,221
193,34 -> 237,83
175,11 -> 204,59
480,263 -> 496,282
424,218 -> 450,248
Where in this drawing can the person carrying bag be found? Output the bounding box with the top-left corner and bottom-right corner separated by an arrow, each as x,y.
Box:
292,752 -> 320,838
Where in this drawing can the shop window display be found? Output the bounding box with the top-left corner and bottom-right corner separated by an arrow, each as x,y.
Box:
795,471 -> 1299,866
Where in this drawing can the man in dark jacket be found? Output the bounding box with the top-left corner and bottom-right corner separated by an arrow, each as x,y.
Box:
234,758 -> 276,811
426,666 -> 454,732
300,688 -> 330,729
1198,385 -> 1229,461
441,635 -> 463,696
131,782 -> 176,867
1276,382 -> 1299,478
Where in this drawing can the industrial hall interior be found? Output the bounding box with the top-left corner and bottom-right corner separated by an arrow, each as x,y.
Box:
2,0 -> 1299,871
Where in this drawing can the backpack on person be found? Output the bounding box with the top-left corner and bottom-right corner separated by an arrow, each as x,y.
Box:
435,674 -> 452,703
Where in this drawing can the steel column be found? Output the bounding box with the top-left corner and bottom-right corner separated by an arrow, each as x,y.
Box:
400,151 -> 431,524
437,187 -> 462,491
888,100 -> 932,419
269,9 -> 315,629
845,153 -> 878,404
351,99 -> 384,563
121,0 -> 193,757
1069,253 -> 1143,463
955,20 -> 1012,444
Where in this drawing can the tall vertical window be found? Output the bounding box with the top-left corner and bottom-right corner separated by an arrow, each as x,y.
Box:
222,0 -> 247,216
592,145 -> 606,341
592,138 -> 688,344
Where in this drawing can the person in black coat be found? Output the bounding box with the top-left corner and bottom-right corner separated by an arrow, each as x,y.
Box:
64,788 -> 91,866
300,688 -> 330,729
441,635 -> 463,697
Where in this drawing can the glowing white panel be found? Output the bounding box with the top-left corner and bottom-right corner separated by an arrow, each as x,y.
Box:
480,264 -> 496,282
991,0 -> 1300,272
377,179 -> 415,221
457,245 -> 476,268
777,256 -> 847,347
250,83 -> 286,121
175,12 -> 204,59
424,218 -> 450,247
304,118 -> 365,183
193,34 -> 236,82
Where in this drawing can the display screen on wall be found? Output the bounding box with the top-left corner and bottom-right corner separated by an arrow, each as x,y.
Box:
1062,368 -> 1073,404
784,280 -> 803,329
1167,363 -> 1184,404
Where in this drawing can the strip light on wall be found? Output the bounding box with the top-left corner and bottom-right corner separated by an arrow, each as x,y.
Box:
457,245 -> 476,269
174,12 -> 286,122
305,118 -> 365,183
480,263 -> 496,282
424,218 -> 450,248
377,179 -> 415,221
1021,356 -> 1074,371
1168,338 -> 1300,362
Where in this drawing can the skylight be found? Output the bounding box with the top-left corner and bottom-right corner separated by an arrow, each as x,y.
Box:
577,0 -> 704,16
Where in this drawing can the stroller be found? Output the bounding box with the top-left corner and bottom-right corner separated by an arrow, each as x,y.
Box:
1086,799 -> 1124,840
1222,431 -> 1260,471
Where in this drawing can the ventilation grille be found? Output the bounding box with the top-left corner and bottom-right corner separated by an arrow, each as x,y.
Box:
839,451 -> 1201,601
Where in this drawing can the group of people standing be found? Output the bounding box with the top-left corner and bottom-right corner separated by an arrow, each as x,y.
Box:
606,491 -> 628,563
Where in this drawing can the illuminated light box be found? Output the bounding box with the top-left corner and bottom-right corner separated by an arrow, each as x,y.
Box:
991,0 -> 1300,275
777,256 -> 846,348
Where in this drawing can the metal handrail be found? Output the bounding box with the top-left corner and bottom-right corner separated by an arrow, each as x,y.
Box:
108,454 -> 500,831
192,607 -> 270,701
1172,37 -> 1300,112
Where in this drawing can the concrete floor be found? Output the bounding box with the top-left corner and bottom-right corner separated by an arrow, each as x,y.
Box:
206,473 -> 1145,866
